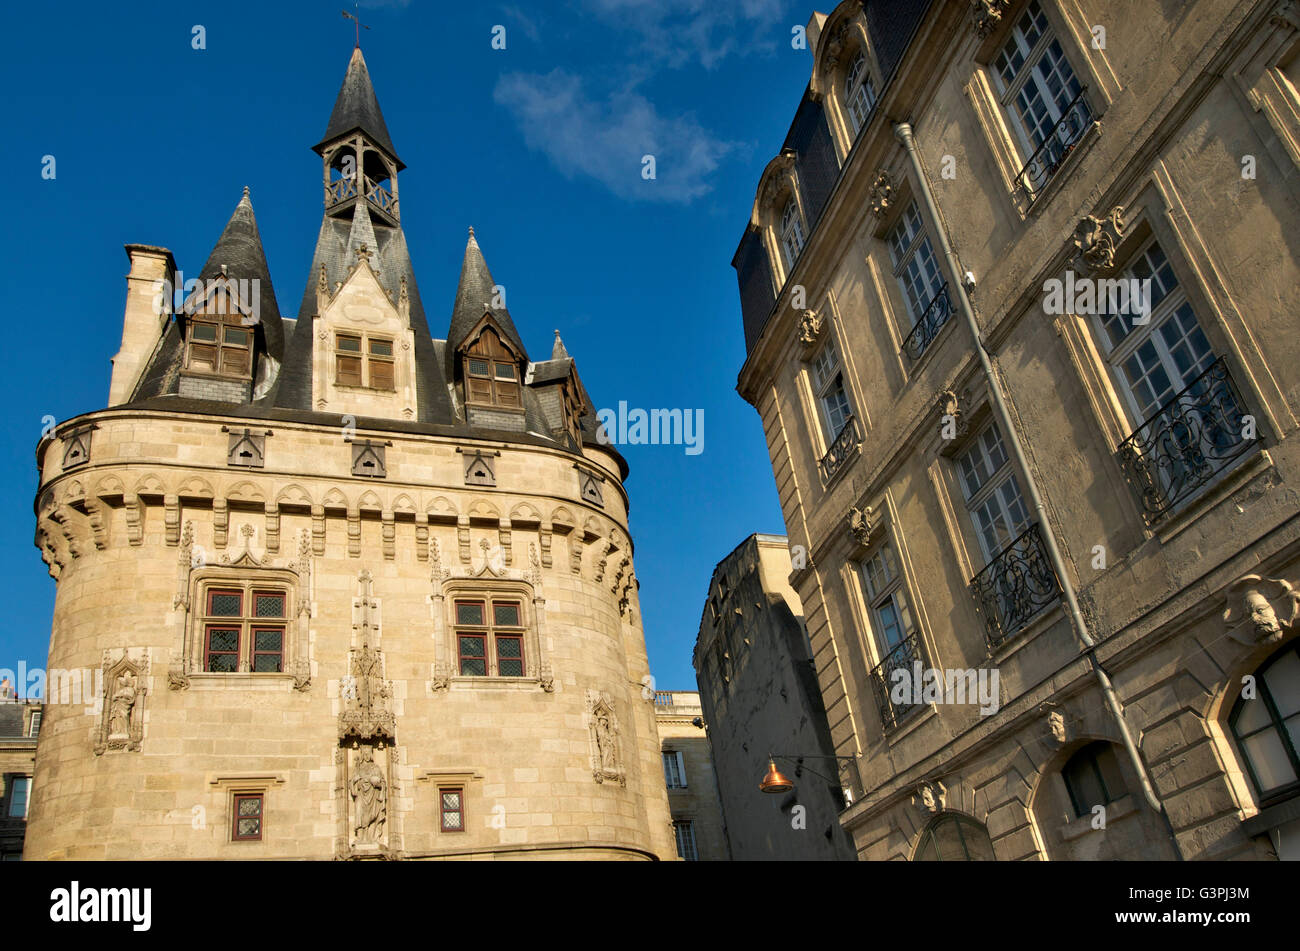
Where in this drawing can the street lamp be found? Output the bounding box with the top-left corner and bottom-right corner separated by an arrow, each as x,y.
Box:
758,753 -> 860,807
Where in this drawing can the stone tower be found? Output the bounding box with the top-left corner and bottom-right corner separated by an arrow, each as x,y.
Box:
28,46 -> 674,860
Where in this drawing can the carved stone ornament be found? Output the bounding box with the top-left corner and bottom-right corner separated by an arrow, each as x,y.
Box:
339,572 -> 396,743
868,170 -> 893,217
847,505 -> 876,547
587,691 -> 626,786
94,649 -> 150,755
912,779 -> 947,815
1272,0 -> 1300,31
1040,702 -> 1069,746
821,17 -> 853,74
1224,575 -> 1300,647
971,0 -> 1010,38
350,744 -> 388,845
761,152 -> 797,208
797,309 -> 824,349
1073,206 -> 1126,273
539,663 -> 555,693
936,389 -> 973,443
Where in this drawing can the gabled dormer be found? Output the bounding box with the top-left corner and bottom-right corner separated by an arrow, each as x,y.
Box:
527,331 -> 594,451
447,228 -> 531,432
311,229 -> 417,421
174,188 -> 285,405
459,314 -> 525,416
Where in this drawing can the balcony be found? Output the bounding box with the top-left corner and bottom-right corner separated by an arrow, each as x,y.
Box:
869,631 -> 925,730
969,523 -> 1061,650
1015,87 -> 1093,202
1116,357 -> 1258,522
901,283 -> 952,363
326,174 -> 399,219
819,416 -> 860,484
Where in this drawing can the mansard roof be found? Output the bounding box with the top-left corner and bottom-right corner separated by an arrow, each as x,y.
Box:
313,47 -> 404,170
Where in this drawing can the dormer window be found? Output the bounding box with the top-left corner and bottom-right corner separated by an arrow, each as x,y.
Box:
335,332 -> 396,390
186,318 -> 251,378
463,327 -> 521,410
781,199 -> 806,269
845,52 -> 877,135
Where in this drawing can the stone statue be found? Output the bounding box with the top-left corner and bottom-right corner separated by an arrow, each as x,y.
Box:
108,671 -> 138,737
596,713 -> 617,772
350,746 -> 387,844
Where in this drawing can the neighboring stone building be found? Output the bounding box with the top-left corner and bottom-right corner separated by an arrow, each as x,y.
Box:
0,698 -> 42,860
694,535 -> 856,860
27,45 -> 675,861
732,0 -> 1300,860
653,690 -> 729,860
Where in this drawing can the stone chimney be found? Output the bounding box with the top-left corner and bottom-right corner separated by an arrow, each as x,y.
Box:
109,244 -> 175,406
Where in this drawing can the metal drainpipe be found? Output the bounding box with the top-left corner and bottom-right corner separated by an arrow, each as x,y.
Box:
893,122 -> 1183,859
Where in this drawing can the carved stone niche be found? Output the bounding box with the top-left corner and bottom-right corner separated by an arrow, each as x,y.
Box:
94,649 -> 150,755
1224,575 -> 1300,647
797,309 -> 825,350
587,690 -> 626,787
867,170 -> 894,218
339,740 -> 397,859
971,0 -> 1010,38
1073,206 -> 1126,275
912,779 -> 947,816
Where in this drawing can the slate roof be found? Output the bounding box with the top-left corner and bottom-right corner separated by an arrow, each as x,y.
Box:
444,229 -> 529,381
115,48 -> 621,475
313,47 -> 404,169
0,704 -> 23,738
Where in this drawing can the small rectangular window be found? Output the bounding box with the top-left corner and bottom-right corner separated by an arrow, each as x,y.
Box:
191,323 -> 218,343
496,635 -> 524,677
673,820 -> 698,861
7,777 -> 30,818
208,590 -> 243,616
232,793 -> 263,841
468,358 -> 491,377
369,339 -> 393,357
337,335 -> 362,352
440,788 -> 464,832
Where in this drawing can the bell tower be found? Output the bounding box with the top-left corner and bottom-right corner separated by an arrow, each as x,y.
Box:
313,46 -> 404,227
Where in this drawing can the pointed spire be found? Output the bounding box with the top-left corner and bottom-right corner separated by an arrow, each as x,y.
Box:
551,330 -> 570,361
195,189 -> 284,359
313,47 -> 403,169
446,228 -> 527,381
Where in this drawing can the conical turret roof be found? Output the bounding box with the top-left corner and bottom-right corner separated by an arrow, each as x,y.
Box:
445,228 -> 528,380
313,47 -> 404,169
196,187 -> 284,360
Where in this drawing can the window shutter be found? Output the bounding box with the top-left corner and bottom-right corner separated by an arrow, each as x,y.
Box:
468,378 -> 493,404
370,359 -> 394,391
676,751 -> 687,787
496,380 -> 521,407
337,355 -> 362,386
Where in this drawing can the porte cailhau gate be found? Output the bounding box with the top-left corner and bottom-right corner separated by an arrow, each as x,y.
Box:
28,44 -> 674,861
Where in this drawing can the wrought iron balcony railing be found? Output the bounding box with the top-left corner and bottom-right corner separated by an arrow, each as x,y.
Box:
869,631 -> 925,730
901,283 -> 953,363
819,416 -> 859,483
1015,87 -> 1093,201
1116,357 -> 1257,521
969,522 -> 1061,650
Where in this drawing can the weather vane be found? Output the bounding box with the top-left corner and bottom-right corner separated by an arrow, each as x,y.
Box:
342,3 -> 371,48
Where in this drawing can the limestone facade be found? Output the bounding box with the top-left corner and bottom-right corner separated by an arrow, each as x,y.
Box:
26,46 -> 674,861
653,690 -> 729,860
733,0 -> 1300,859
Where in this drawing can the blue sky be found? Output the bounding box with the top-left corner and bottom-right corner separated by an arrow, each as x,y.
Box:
2,0 -> 813,693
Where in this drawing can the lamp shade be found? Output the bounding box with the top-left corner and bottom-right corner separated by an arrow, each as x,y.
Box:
759,759 -> 794,794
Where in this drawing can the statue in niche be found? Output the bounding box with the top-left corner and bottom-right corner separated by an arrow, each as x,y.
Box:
108,671 -> 138,738
595,712 -> 617,774
350,746 -> 387,845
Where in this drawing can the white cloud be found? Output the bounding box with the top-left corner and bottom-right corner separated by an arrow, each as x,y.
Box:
580,0 -> 789,69
494,70 -> 740,203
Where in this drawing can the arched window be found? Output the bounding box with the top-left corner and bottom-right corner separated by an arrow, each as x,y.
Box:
780,199 -> 805,269
845,52 -> 877,134
913,813 -> 995,860
1061,741 -> 1127,818
1229,640 -> 1300,806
